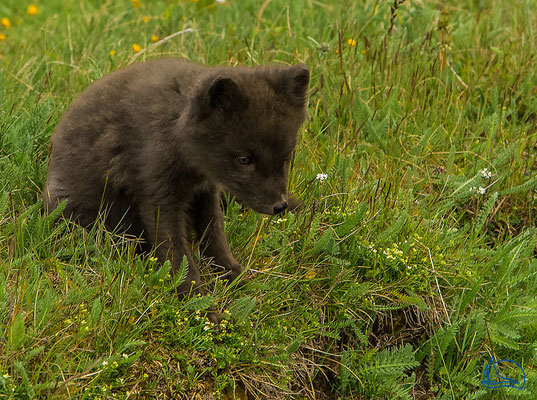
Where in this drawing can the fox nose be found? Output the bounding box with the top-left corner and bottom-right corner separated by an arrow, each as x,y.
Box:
273,201 -> 288,215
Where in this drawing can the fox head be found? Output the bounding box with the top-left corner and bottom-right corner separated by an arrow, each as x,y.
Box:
185,64 -> 309,215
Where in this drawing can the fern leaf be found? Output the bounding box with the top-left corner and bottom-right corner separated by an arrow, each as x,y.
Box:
230,296 -> 257,324
312,228 -> 339,257
416,127 -> 434,155
488,331 -> 520,350
171,257 -> 188,290
377,210 -> 409,245
90,297 -> 102,325
494,309 -> 537,325
501,174 -> 537,195
343,282 -> 370,302
473,191 -> 498,238
184,295 -> 214,312
9,312 -> 26,350
335,202 -> 367,237
492,141 -> 518,169
360,344 -> 419,379
149,259 -> 172,287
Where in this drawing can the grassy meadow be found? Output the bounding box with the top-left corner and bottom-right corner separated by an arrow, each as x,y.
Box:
1,0 -> 537,398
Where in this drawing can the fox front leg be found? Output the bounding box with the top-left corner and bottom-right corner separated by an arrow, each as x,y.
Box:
137,202 -> 201,294
191,189 -> 244,282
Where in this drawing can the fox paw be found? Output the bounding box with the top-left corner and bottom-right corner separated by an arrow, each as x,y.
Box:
220,262 -> 244,284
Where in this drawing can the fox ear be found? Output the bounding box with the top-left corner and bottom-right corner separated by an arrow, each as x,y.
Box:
273,65 -> 310,107
198,76 -> 248,118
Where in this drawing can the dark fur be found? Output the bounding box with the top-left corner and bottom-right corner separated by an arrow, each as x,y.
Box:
43,59 -> 309,293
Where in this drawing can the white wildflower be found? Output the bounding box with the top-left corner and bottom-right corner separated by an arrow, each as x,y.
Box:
316,173 -> 328,182
480,168 -> 492,179
203,320 -> 213,331
477,187 -> 486,195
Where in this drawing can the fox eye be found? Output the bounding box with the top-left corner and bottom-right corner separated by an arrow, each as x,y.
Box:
237,155 -> 252,165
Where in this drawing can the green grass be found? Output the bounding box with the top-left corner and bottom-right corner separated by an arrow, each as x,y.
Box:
1,0 -> 537,398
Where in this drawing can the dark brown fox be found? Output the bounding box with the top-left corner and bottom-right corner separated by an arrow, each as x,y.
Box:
43,59 -> 309,293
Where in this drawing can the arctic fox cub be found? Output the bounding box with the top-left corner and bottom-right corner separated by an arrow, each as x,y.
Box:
44,59 -> 309,293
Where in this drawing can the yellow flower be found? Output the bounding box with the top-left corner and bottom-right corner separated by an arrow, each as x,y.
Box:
1,17 -> 11,28
347,38 -> 356,47
131,0 -> 141,9
142,15 -> 150,23
305,269 -> 316,279
132,43 -> 142,52
109,50 -> 116,56
150,35 -> 158,43
0,33 -> 5,41
361,49 -> 367,55
27,4 -> 39,16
